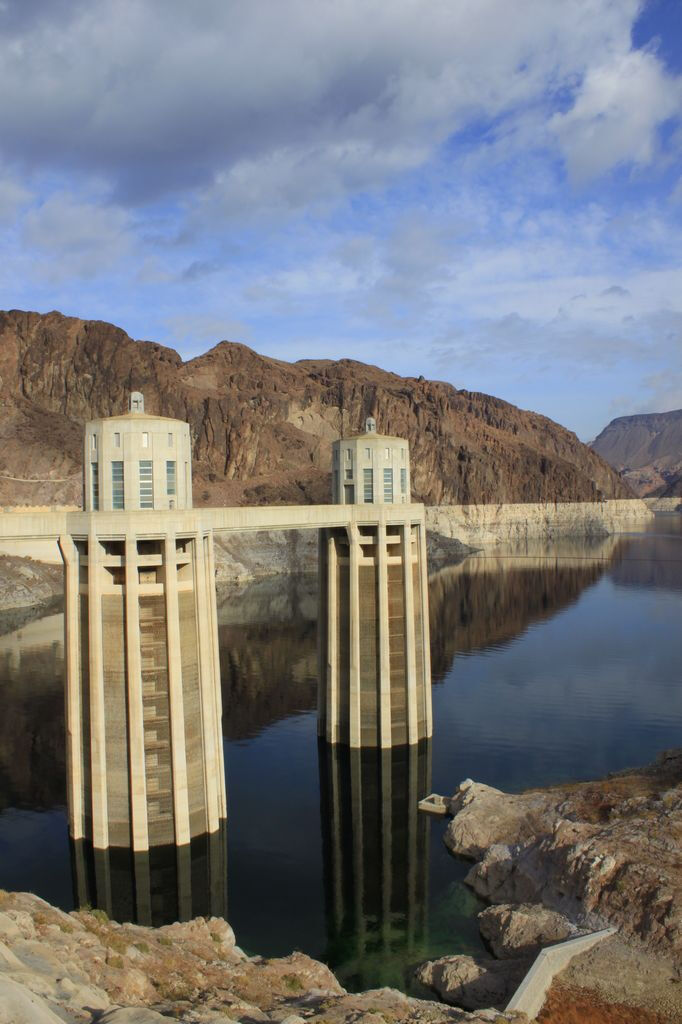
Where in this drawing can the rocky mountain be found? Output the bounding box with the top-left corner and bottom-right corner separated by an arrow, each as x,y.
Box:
591,408 -> 682,497
0,309 -> 629,507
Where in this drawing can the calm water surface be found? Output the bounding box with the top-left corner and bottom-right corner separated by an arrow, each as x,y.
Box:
1,515 -> 681,991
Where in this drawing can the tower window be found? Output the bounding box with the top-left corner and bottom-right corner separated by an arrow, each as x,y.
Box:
365,447 -> 371,459
166,460 -> 176,496
168,433 -> 173,446
401,468 -> 407,495
345,468 -> 353,480
91,462 -> 99,510
142,431 -> 149,448
114,432 -> 120,447
363,468 -> 373,502
91,434 -> 97,450
385,447 -> 390,459
112,461 -> 124,509
139,460 -> 153,508
345,449 -> 352,464
383,468 -> 393,503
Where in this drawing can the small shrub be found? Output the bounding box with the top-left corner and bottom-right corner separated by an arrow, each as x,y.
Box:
91,908 -> 109,924
158,935 -> 173,947
210,931 -> 222,943
283,974 -> 304,992
108,954 -> 124,970
105,934 -> 128,954
135,941 -> 150,954
58,922 -> 74,934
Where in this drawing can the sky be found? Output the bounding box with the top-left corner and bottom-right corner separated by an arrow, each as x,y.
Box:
0,0 -> 681,440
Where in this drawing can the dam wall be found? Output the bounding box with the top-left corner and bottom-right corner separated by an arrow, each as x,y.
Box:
0,498 -> 656,588
426,498 -> 653,548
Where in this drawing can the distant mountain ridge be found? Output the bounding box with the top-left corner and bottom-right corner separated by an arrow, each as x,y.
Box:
591,409 -> 682,497
0,309 -> 629,507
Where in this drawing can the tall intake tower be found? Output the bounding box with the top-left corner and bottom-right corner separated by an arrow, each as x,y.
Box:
318,418 -> 432,747
59,394 -> 226,858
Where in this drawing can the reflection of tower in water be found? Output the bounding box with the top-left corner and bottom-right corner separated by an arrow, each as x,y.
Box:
71,823 -> 227,927
319,741 -> 431,990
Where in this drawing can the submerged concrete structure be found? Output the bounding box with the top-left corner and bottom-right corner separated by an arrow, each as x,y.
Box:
59,393 -> 226,857
319,741 -> 431,987
71,824 -> 228,927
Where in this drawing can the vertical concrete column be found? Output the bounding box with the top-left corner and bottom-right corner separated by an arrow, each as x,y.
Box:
124,534 -> 150,852
380,747 -> 392,950
72,841 -> 89,909
402,522 -> 419,745
418,520 -> 433,738
350,747 -> 365,951
59,534 -> 84,840
406,742 -> 418,949
176,844 -> 193,921
347,523 -> 362,748
193,533 -> 222,834
316,530 -> 327,737
133,853 -> 152,927
325,533 -> 338,744
377,522 -> 392,748
94,849 -> 113,920
87,526 -> 109,849
329,748 -> 343,928
163,533 -> 191,847
206,531 -> 227,821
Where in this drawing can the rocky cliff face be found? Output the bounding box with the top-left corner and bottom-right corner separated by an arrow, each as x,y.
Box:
591,409 -> 682,497
0,309 -> 629,507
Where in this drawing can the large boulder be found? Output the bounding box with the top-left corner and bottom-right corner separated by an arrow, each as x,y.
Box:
478,903 -> 575,959
445,781 -> 553,859
416,953 -> 529,1011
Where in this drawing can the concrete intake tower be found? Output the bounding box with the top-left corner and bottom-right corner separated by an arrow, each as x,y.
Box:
59,394 -> 227,859
318,418 -> 432,747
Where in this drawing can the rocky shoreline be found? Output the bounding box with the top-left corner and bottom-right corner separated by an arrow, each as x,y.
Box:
418,749 -> 682,1022
0,890 -> 525,1024
1,751 -> 680,1023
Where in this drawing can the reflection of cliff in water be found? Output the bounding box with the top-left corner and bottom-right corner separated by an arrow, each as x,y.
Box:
0,612 -> 65,811
429,535 -> 622,682
608,518 -> 682,593
71,824 -> 228,927
217,574 -> 318,740
318,741 -> 431,992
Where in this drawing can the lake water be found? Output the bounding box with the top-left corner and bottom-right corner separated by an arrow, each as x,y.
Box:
1,515 -> 681,992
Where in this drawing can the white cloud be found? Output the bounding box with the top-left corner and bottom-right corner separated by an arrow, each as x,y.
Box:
0,0 -> 671,207
550,50 -> 682,180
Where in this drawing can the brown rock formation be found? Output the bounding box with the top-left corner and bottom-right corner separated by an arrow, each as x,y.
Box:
0,309 -> 629,507
591,409 -> 682,497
